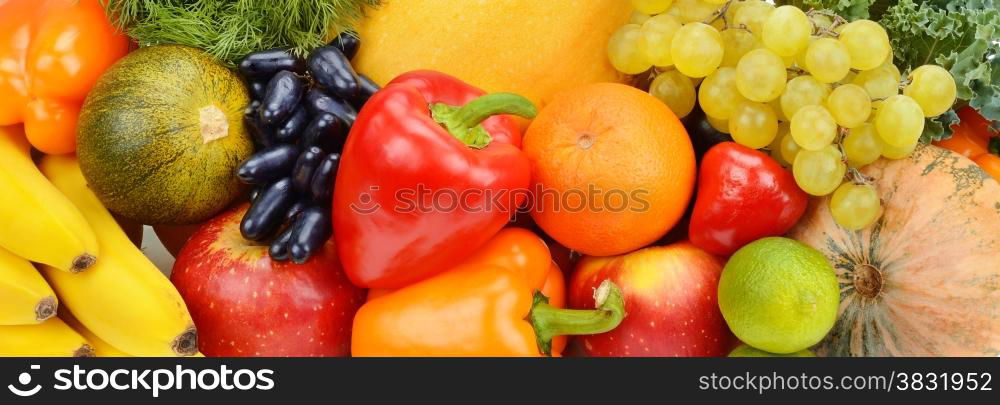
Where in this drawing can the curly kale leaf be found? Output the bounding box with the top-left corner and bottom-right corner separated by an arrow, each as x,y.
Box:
880,0 -> 1000,141
775,0 -> 876,21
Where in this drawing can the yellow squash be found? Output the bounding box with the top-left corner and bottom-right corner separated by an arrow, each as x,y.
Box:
354,0 -> 632,110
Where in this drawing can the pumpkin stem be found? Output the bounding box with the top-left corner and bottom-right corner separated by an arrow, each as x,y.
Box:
853,264 -> 884,298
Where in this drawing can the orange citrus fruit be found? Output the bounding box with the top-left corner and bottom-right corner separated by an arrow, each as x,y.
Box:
523,83 -> 695,256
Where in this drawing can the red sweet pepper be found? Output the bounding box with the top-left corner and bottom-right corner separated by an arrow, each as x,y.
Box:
689,142 -> 809,256
333,70 -> 536,289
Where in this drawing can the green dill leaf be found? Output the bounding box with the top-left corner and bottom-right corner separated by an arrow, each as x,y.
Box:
102,0 -> 381,67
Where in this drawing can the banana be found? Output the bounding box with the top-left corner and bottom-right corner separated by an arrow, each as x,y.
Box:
39,155 -> 198,357
0,317 -> 94,357
60,310 -> 131,357
0,246 -> 58,325
0,125 -> 99,273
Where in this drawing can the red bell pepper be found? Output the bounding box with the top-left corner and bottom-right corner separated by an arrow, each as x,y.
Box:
333,70 -> 536,289
689,142 -> 809,256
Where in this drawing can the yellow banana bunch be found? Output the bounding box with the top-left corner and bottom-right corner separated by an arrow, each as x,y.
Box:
60,310 -> 131,357
0,246 -> 57,325
0,317 -> 94,357
39,155 -> 198,357
0,125 -> 98,273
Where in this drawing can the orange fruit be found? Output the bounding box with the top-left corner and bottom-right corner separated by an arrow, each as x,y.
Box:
523,83 -> 695,257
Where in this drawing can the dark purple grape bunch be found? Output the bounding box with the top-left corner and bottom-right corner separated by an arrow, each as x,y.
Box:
236,32 -> 378,264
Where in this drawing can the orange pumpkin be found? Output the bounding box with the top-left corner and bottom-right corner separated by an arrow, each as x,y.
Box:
789,145 -> 1000,357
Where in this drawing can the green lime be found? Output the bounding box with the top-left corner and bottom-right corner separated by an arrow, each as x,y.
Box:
718,237 -> 839,354
728,344 -> 815,357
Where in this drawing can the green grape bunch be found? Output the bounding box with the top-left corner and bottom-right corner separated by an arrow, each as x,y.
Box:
608,0 -> 963,231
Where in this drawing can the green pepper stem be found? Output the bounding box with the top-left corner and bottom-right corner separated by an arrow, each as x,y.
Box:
529,279 -> 626,356
430,93 -> 537,149
452,93 -> 537,129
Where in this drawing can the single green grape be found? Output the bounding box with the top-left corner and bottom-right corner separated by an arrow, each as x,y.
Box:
875,95 -> 924,148
732,0 -> 774,40
671,22 -> 724,78
804,38 -> 851,84
698,67 -> 746,119
827,84 -> 872,128
842,123 -> 882,167
736,48 -> 787,102
730,101 -> 780,149
830,182 -> 882,231
853,64 -> 900,100
793,145 -> 847,196
608,24 -> 652,74
904,64 -> 957,117
762,5 -> 811,57
838,19 -> 890,71
791,105 -> 837,151
649,69 -> 696,118
720,28 -> 758,68
781,75 -> 830,120
640,14 -> 683,67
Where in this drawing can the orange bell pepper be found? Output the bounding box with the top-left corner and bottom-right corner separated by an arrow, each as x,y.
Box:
934,125 -> 988,159
957,106 -> 997,143
351,228 -> 624,357
0,0 -> 128,154
974,154 -> 1000,181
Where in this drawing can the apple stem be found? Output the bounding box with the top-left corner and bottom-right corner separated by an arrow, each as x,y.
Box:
529,279 -> 626,356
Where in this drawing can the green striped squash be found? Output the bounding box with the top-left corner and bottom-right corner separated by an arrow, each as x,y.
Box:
78,45 -> 252,225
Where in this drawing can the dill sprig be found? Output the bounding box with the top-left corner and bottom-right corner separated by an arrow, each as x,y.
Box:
102,0 -> 381,67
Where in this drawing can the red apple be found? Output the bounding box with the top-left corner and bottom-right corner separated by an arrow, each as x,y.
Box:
569,242 -> 733,357
170,204 -> 366,357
